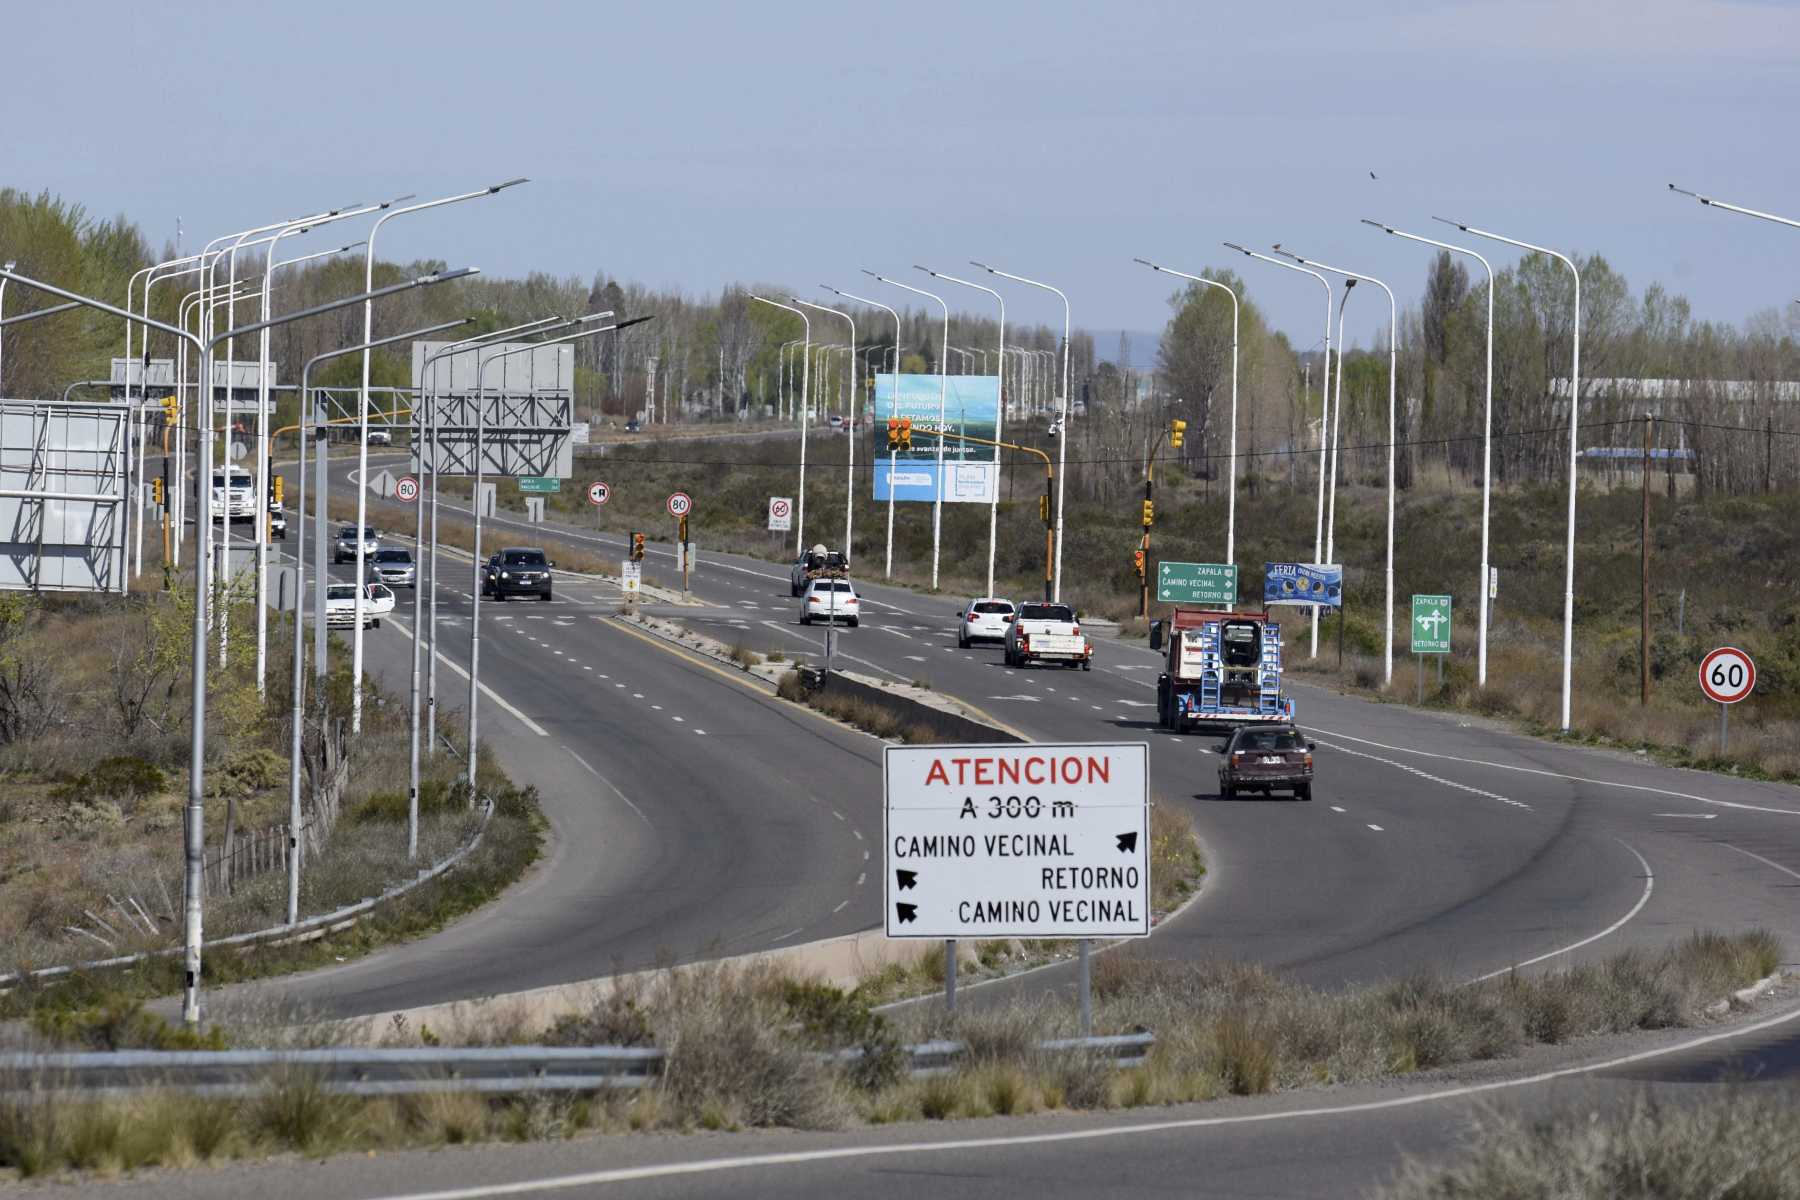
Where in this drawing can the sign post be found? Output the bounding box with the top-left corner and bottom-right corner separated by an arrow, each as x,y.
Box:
1155,562 -> 1238,606
1411,594 -> 1452,703
768,496 -> 793,533
1698,646 -> 1756,754
884,742 -> 1150,1024
667,492 -> 692,593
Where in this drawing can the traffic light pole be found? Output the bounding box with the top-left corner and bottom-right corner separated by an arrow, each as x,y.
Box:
907,425 -> 1054,601
1139,422 -> 1178,619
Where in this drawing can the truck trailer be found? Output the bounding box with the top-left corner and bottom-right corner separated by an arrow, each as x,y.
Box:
1150,606 -> 1294,731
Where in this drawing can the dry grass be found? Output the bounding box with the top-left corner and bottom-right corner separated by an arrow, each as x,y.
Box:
0,932 -> 1782,1179
1376,1091 -> 1800,1199
776,669 -> 945,744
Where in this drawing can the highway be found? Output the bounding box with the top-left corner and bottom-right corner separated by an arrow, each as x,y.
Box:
286,448 -> 1800,1008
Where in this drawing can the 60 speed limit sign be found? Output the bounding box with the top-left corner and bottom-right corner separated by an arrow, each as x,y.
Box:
1698,646 -> 1756,705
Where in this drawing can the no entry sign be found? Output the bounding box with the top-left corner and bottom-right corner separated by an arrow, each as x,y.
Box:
884,743 -> 1149,939
587,481 -> 610,506
1699,646 -> 1755,705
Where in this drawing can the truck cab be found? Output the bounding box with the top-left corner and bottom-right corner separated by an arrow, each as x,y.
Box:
1151,606 -> 1293,731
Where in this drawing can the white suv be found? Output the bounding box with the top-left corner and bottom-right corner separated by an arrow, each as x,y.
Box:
956,597 -> 1015,648
799,578 -> 860,627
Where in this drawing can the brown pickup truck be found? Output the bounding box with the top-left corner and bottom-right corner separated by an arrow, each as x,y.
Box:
1215,725 -> 1314,801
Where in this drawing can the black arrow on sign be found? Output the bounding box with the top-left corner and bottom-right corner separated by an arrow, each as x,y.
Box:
895,902 -> 917,924
1116,831 -> 1138,854
895,869 -> 917,891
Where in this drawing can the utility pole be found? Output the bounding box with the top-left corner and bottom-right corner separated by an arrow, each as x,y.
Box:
1641,412 -> 1652,706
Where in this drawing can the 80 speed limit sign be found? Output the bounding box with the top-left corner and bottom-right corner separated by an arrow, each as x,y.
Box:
1698,646 -> 1756,705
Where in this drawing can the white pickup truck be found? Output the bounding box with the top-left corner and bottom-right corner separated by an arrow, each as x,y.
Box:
1004,601 -> 1092,670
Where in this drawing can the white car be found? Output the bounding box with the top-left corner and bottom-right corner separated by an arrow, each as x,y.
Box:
323,581 -> 396,629
799,578 -> 860,627
1004,601 -> 1092,669
956,597 -> 1015,648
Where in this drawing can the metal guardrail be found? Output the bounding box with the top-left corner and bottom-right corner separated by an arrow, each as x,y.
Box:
0,797 -> 495,991
0,1033 -> 1155,1098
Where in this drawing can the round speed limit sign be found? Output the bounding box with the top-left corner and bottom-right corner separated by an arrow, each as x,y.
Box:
587,481 -> 610,507
1698,646 -> 1756,705
666,491 -> 692,518
394,475 -> 420,503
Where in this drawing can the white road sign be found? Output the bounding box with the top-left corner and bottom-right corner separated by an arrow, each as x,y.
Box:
587,480 -> 610,506
1698,646 -> 1755,705
620,561 -> 641,595
368,468 -> 397,499
394,475 -> 420,503
666,491 -> 692,517
884,742 -> 1150,939
768,496 -> 793,532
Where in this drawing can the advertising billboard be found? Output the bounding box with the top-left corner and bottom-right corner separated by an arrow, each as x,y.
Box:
872,373 -> 999,504
1263,562 -> 1343,608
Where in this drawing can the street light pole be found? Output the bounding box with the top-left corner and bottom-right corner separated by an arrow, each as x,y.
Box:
353,179 -> 528,735
418,317 -> 563,759
824,287 -> 903,578
921,268 -> 1005,598
1224,243 -> 1334,654
291,317 -> 468,915
1133,259 -> 1239,565
1366,220 -> 1495,687
1439,217 -> 1581,731
795,300 -> 858,557
1274,248 -> 1398,686
1667,183 -> 1800,230
972,263 -> 1071,601
867,273 -> 950,590
752,298 -> 812,554
0,263 -> 475,1026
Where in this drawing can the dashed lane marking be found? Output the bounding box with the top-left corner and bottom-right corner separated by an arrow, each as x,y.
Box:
1367,824 -> 1384,832
565,747 -> 652,826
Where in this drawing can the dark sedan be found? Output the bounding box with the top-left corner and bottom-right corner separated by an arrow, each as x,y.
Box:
481,547 -> 555,601
1216,725 -> 1314,801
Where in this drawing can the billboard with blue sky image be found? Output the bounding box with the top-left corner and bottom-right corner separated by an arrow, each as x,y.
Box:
872,373 -> 999,503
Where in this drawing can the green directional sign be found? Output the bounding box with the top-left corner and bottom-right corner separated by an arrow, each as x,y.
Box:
1156,561 -> 1238,606
517,476 -> 561,494
1411,594 -> 1452,654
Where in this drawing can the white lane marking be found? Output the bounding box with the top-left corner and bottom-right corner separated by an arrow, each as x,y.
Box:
694,729 -> 707,736
362,1000 -> 1800,1200
1330,806 -> 1346,813
770,927 -> 804,943
563,747 -> 651,826
1721,841 -> 1800,883
1367,824 -> 1384,832
1310,734 -> 1529,810
862,850 -> 869,862
672,715 -> 684,723
583,666 -> 593,671
881,628 -> 914,640
831,810 -> 845,822
385,615 -> 548,737
650,704 -> 662,710
1466,839 -> 1655,984
832,900 -> 849,914
855,872 -> 866,887
1305,725 -> 1800,817
852,829 -> 863,840
1654,812 -> 1717,819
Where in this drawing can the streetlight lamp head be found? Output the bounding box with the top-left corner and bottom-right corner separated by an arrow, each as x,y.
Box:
338,241 -> 367,254
1132,257 -> 1159,270
489,178 -> 530,192
383,194 -> 419,209
1221,241 -> 1248,254
860,269 -> 880,280
1431,216 -> 1471,232
1346,278 -> 1359,289
3,261 -> 14,271
969,260 -> 993,272
577,310 -> 616,323
1360,219 -> 1393,233
416,267 -> 480,285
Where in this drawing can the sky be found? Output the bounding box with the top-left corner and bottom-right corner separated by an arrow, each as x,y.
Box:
9,0 -> 1800,362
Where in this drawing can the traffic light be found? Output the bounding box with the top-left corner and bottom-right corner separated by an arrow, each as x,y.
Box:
898,417 -> 913,451
887,417 -> 901,450
1141,499 -> 1154,527
1133,548 -> 1146,577
161,395 -> 178,424
1169,418 -> 1186,449
272,475 -> 284,506
631,532 -> 645,561
152,477 -> 164,506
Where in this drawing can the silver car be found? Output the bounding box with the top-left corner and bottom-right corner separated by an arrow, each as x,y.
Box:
333,525 -> 379,564
369,547 -> 416,587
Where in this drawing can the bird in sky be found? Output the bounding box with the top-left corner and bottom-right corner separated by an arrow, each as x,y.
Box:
1370,171 -> 1379,180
